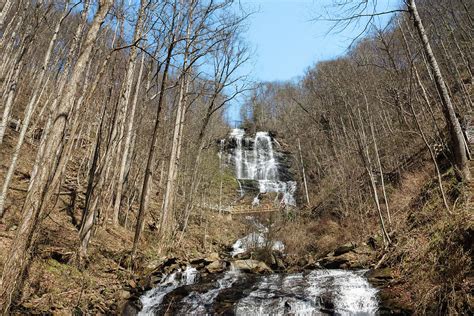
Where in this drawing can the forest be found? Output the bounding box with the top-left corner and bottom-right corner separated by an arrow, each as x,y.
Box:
0,0 -> 472,315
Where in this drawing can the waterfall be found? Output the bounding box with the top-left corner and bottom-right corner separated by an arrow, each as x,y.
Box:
138,219 -> 380,315
139,266 -> 199,315
234,270 -> 379,315
138,268 -> 379,315
230,129 -> 245,179
228,129 -> 296,206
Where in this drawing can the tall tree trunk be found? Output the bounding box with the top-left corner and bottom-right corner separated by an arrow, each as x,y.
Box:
160,73 -> 189,238
0,3 -> 69,216
0,2 -> 112,313
131,37 -> 175,259
399,21 -> 450,212
298,138 -> 311,205
160,8 -> 193,239
407,0 -> 471,181
112,0 -> 147,226
0,0 -> 13,29
0,32 -> 33,144
370,120 -> 392,228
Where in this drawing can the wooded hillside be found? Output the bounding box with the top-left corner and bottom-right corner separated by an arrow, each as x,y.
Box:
0,0 -> 472,314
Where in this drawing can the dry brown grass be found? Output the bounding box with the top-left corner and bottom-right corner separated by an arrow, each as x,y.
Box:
275,216 -> 346,260
384,165 -> 473,314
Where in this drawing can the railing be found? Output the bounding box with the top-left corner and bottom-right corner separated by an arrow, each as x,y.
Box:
229,203 -> 279,214
198,202 -> 280,215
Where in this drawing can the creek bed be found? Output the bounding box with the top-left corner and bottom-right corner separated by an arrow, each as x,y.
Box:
138,267 -> 379,315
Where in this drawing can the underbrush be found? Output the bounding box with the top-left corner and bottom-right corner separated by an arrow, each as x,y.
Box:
385,167 -> 473,314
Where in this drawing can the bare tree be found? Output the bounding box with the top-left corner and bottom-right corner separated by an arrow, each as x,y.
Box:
112,0 -> 148,226
406,0 -> 471,181
0,1 -> 113,312
0,2 -> 73,216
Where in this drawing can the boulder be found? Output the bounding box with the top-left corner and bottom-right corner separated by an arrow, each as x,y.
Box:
319,251 -> 370,269
205,252 -> 220,263
206,260 -> 226,274
270,253 -> 286,271
119,290 -> 131,300
334,243 -> 356,256
318,242 -> 374,269
190,258 -> 206,265
121,298 -> 142,316
235,252 -> 251,260
232,259 -> 272,274
319,255 -> 351,269
191,252 -> 221,266
367,268 -> 393,286
352,243 -> 374,255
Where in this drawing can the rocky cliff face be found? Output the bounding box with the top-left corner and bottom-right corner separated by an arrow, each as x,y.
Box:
220,129 -> 296,206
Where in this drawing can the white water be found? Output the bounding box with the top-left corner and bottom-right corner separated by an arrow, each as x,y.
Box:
230,219 -> 285,257
138,266 -> 199,315
235,270 -> 378,316
139,268 -> 378,315
174,266 -> 241,315
228,129 -> 296,206
139,224 -> 378,315
230,231 -> 285,257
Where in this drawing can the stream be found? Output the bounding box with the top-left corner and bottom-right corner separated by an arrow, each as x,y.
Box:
137,226 -> 380,315
138,266 -> 379,315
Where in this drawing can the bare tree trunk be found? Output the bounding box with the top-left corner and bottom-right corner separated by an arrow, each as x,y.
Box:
0,3 -> 69,216
399,21 -> 450,212
112,0 -> 147,226
131,35 -> 176,259
349,105 -> 391,247
78,99 -> 108,259
0,33 -> 33,144
0,0 -> 29,76
370,120 -> 392,228
0,0 -> 13,29
298,138 -> 311,205
0,2 -> 112,312
407,0 -> 471,181
160,73 -> 189,238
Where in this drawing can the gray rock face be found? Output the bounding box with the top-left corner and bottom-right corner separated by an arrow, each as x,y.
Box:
318,243 -> 374,269
206,260 -> 226,274
221,129 -> 297,205
221,130 -> 294,182
232,259 -> 273,274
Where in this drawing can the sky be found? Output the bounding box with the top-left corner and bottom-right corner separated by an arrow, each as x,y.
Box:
225,0 -> 400,122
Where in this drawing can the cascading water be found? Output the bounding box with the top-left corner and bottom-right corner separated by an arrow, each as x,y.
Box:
230,217 -> 285,257
138,219 -> 379,315
138,268 -> 379,315
234,270 -> 378,315
138,267 -> 199,315
227,129 -> 296,206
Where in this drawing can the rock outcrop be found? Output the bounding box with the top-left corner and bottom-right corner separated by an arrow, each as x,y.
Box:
318,242 -> 374,269
232,259 -> 272,274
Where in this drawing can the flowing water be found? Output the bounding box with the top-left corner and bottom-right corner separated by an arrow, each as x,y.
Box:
139,267 -> 200,315
227,129 -> 296,206
139,221 -> 379,315
230,217 -> 285,257
138,268 -> 379,315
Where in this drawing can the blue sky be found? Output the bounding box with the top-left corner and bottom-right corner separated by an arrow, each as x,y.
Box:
225,0 -> 400,122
